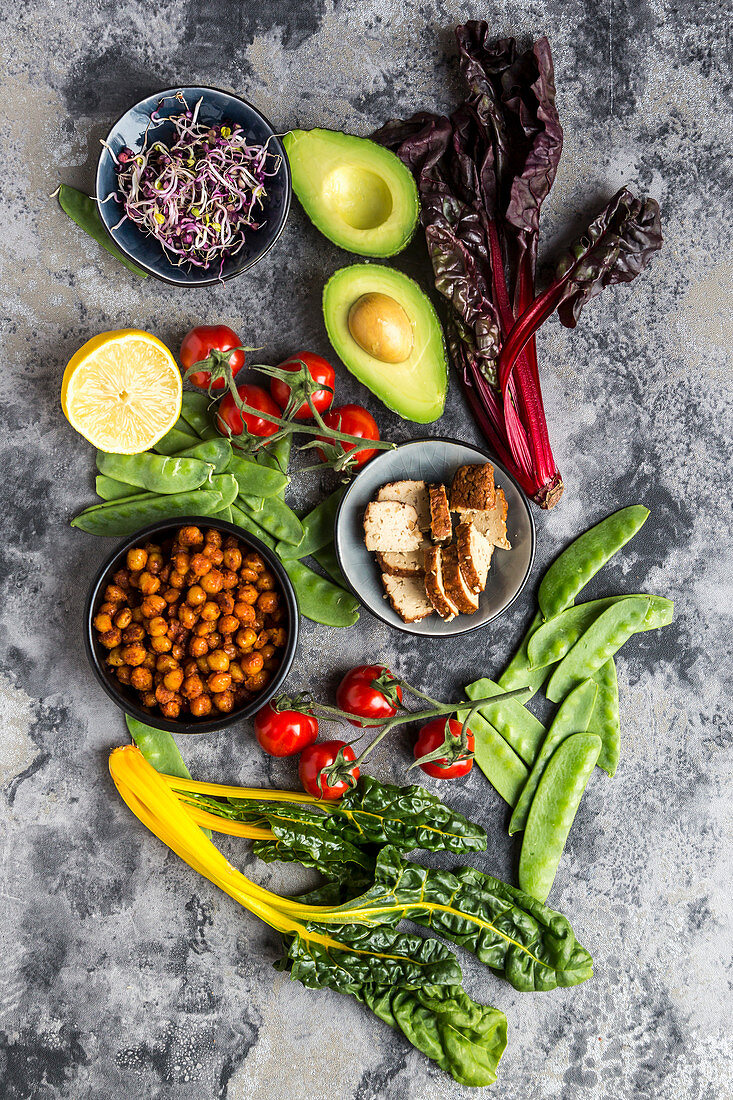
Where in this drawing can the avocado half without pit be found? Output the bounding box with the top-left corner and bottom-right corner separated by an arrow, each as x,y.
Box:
323,265 -> 448,423
283,128 -> 419,258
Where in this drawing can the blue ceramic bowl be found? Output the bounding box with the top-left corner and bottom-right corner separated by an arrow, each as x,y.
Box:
95,86 -> 291,287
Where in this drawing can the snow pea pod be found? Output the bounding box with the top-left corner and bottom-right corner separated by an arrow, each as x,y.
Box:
281,559 -> 360,627
180,391 -> 213,438
71,489 -> 223,536
497,612 -> 555,699
465,678 -> 545,766
96,451 -> 214,494
153,425 -> 200,455
95,475 -> 138,501
277,487 -> 345,560
545,596 -> 651,703
528,595 -> 674,669
519,733 -> 601,901
239,494 -> 304,547
209,474 -> 238,509
312,542 -> 348,589
590,660 -> 620,777
256,436 -> 292,484
219,505 -> 233,523
538,505 -> 649,621
458,708 -> 529,807
56,184 -> 149,277
509,679 -> 598,836
228,454 -> 288,499
230,504 -> 275,550
166,438 -> 233,473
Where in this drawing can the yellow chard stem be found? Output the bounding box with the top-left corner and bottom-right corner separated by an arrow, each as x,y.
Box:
161,772 -> 334,808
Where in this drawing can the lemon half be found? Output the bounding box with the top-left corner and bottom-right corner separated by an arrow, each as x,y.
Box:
61,330 -> 182,454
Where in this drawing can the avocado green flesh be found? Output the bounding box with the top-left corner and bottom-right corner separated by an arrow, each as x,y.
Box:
283,129 -> 418,258
323,264 -> 448,423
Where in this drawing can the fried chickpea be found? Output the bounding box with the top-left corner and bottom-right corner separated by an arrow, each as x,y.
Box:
122,644 -> 147,667
187,584 -> 206,607
141,595 -> 167,617
146,552 -> 164,575
243,553 -> 264,574
99,628 -> 122,649
229,661 -> 244,683
213,690 -> 234,713
223,643 -> 238,659
97,601 -> 116,617
189,636 -> 209,658
269,627 -> 287,648
130,667 -> 153,691
221,569 -> 239,590
190,553 -> 212,577
179,526 -> 204,547
139,572 -> 161,595
207,633 -> 222,651
245,670 -> 270,693
147,617 -> 168,637
126,547 -> 148,571
259,644 -> 276,662
128,571 -> 142,589
156,654 -> 178,673
233,601 -> 256,626
223,546 -> 242,571
200,570 -> 224,595
141,691 -> 157,709
163,668 -> 184,692
93,611 -> 113,633
170,570 -> 186,589
178,604 -> 199,629
113,607 -> 133,629
159,565 -> 171,584
112,569 -> 131,589
241,651 -> 264,677
172,553 -> 190,574
155,684 -> 175,706
122,624 -> 145,644
238,584 -> 258,605
216,591 -> 235,615
182,674 -> 204,700
142,652 -> 157,670
162,588 -> 180,605
257,591 -> 279,615
254,630 -> 269,650
190,694 -> 212,717
131,607 -> 144,623
256,570 -> 276,592
161,699 -> 182,719
196,656 -> 210,674
117,666 -> 132,685
150,635 -> 172,654
207,672 -> 232,694
218,614 -> 240,636
106,646 -> 125,667
236,627 -> 257,651
240,567 -> 258,584
171,644 -> 185,660
208,649 -> 230,672
104,584 -> 127,604
194,620 -> 216,637
202,545 -> 224,565
200,601 -> 220,622
205,528 -> 223,547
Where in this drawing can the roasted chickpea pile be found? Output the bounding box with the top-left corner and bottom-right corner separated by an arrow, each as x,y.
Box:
93,525 -> 288,720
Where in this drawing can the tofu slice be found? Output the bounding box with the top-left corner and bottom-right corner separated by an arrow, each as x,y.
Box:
463,488 -> 511,550
441,545 -> 479,614
364,501 -> 422,553
455,521 -> 494,592
377,480 -> 431,530
375,550 -> 424,577
428,483 -> 452,543
449,463 -> 496,513
424,546 -> 459,621
382,574 -> 434,623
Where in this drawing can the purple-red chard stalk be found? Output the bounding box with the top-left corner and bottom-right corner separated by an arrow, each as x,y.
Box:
375,22 -> 661,510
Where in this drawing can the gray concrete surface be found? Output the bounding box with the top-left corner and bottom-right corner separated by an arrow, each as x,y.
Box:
1,1 -> 731,1097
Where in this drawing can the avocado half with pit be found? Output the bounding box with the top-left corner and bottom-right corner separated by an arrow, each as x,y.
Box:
283,129 -> 418,257
323,264 -> 448,423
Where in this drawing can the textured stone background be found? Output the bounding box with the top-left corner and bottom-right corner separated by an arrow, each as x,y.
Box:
1,1 -> 731,1097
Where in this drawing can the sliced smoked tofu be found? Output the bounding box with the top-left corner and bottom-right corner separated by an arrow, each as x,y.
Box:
449,463 -> 496,513
442,545 -> 479,613
363,501 -> 421,552
428,483 -> 452,543
376,479 -> 431,530
424,546 -> 458,621
382,573 -> 434,622
375,550 -> 424,577
455,522 -> 494,592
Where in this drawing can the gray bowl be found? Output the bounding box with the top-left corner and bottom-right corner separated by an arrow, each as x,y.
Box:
334,438 -> 535,637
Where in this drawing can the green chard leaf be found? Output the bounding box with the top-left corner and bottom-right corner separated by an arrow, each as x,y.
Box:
336,847 -> 593,992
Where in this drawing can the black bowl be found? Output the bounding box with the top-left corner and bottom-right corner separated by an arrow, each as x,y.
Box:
84,516 -> 299,734
95,86 -> 291,287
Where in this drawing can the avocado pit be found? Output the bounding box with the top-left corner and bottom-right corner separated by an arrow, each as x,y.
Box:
347,292 -> 413,364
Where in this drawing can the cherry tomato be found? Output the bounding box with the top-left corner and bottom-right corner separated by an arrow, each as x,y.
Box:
180,324 -> 245,391
298,740 -> 360,800
254,703 -> 318,757
216,384 -> 281,438
316,404 -> 380,467
336,664 -> 403,727
413,718 -> 475,780
270,351 -> 335,419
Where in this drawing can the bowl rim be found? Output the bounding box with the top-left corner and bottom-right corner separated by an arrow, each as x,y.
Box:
333,436 -> 537,638
84,515 -> 299,734
94,85 -> 292,288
